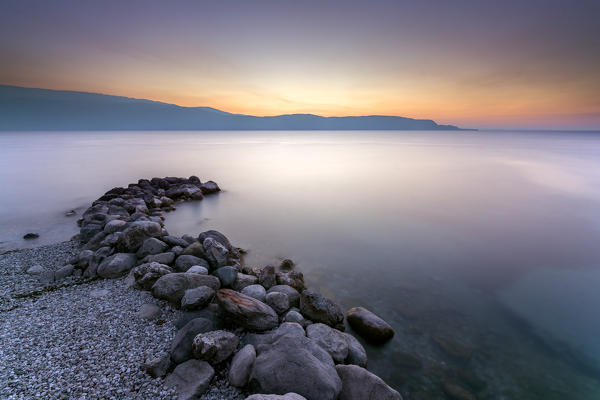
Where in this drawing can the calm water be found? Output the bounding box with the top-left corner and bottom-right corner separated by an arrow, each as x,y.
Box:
2,130 -> 600,399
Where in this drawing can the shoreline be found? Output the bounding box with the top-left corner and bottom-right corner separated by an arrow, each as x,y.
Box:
1,175 -> 406,400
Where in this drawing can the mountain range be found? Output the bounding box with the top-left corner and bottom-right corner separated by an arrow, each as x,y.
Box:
0,85 -> 463,131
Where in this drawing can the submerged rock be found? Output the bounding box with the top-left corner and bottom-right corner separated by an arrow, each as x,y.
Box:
433,336 -> 473,359
346,307 -> 394,343
442,381 -> 477,400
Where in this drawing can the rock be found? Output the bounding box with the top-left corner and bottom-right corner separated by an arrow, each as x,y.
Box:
142,352 -> 172,378
182,234 -> 197,244
142,251 -> 176,265
174,255 -> 209,272
26,265 -> 44,275
276,271 -> 306,291
246,394 -> 307,400
54,264 -> 74,280
200,180 -> 220,194
132,262 -> 173,290
241,284 -> 267,302
241,322 -> 305,349
164,359 -> 214,400
97,253 -> 137,278
300,290 -> 345,330
115,220 -> 162,252
216,289 -> 279,331
162,235 -> 190,247
136,237 -> 169,258
181,242 -> 206,258
342,333 -> 367,367
198,230 -> 232,250
395,352 -> 422,369
175,304 -> 225,331
433,336 -> 473,359
192,330 -> 239,364
103,219 -> 127,234
138,303 -> 161,320
181,286 -> 215,310
39,269 -> 55,284
266,291 -> 290,314
233,273 -> 258,291
267,285 -> 300,307
23,232 -> 40,240
170,318 -> 215,364
89,289 -> 110,298
307,323 -> 349,364
279,259 -> 295,270
77,249 -> 95,268
65,209 -> 77,217
152,273 -> 220,306
80,224 -> 103,242
187,265 -> 209,275
213,266 -> 237,287
283,310 -> 307,326
203,237 -> 229,269
335,364 -> 402,400
346,307 -> 394,343
229,344 -> 256,387
257,265 -> 276,289
442,382 -> 477,400
249,334 -> 341,400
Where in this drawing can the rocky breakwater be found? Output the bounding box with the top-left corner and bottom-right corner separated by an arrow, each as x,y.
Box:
53,175 -> 400,400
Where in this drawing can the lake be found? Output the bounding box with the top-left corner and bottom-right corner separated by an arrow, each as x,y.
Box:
2,130 -> 600,399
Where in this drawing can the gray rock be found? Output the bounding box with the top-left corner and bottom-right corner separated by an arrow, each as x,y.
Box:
283,310 -> 307,326
276,271 -> 306,291
181,286 -> 215,310
216,289 -> 279,331
335,364 -> 402,400
192,330 -> 239,364
164,359 -> 214,400
170,318 -> 215,364
97,253 -> 137,278
175,255 -> 209,272
39,269 -> 55,284
55,264 -> 74,280
162,235 -> 190,247
257,265 -> 276,289
138,303 -> 161,320
346,307 -> 394,343
77,249 -> 95,268
115,220 -> 162,252
132,262 -> 173,290
142,251 -> 176,265
26,265 -> 44,275
249,334 -> 341,400
137,237 -> 169,258
300,290 -> 345,330
80,224 -> 103,242
152,273 -> 220,306
342,332 -> 367,367
241,284 -> 267,302
246,394 -> 307,400
182,234 -> 197,244
242,323 -> 305,349
187,265 -> 209,275
266,291 -> 290,314
267,285 -> 300,307
203,237 -> 229,269
181,242 -> 206,258
200,180 -> 220,194
103,219 -> 127,234
213,266 -> 237,287
307,323 -> 349,364
198,230 -> 232,250
171,246 -> 184,256
142,352 -> 172,378
229,344 -> 256,387
232,273 -> 258,291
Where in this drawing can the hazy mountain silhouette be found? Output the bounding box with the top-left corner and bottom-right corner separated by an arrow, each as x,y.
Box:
0,85 -> 464,130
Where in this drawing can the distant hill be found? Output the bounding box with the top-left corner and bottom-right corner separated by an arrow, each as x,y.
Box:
0,85 -> 463,131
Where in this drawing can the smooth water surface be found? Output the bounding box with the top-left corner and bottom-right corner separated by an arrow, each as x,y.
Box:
2,130 -> 600,399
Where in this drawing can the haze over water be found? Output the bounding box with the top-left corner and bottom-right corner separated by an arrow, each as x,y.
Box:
2,130 -> 600,398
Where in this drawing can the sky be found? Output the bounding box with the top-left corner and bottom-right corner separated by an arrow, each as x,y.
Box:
1,0 -> 599,130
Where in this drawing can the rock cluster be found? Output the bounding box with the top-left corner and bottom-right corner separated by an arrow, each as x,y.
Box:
52,175 -> 399,400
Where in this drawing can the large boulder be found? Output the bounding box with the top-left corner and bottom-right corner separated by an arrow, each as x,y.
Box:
132,262 -> 173,290
164,359 -> 214,400
181,286 -> 215,310
175,255 -> 209,272
306,323 -> 349,364
342,332 -> 367,367
115,221 -> 162,252
192,330 -> 239,364
346,307 -> 394,344
229,344 -> 256,387
200,180 -> 220,194
300,290 -> 345,330
136,237 -> 168,258
249,334 -> 342,400
335,364 -> 402,400
97,253 -> 137,278
266,292 -> 290,314
152,273 -> 220,306
170,318 -> 215,364
215,289 -> 279,331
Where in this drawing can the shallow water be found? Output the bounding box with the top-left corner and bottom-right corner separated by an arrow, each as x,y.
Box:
2,130 -> 600,398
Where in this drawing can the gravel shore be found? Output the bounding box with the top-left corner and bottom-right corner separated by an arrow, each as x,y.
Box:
0,241 -> 243,400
